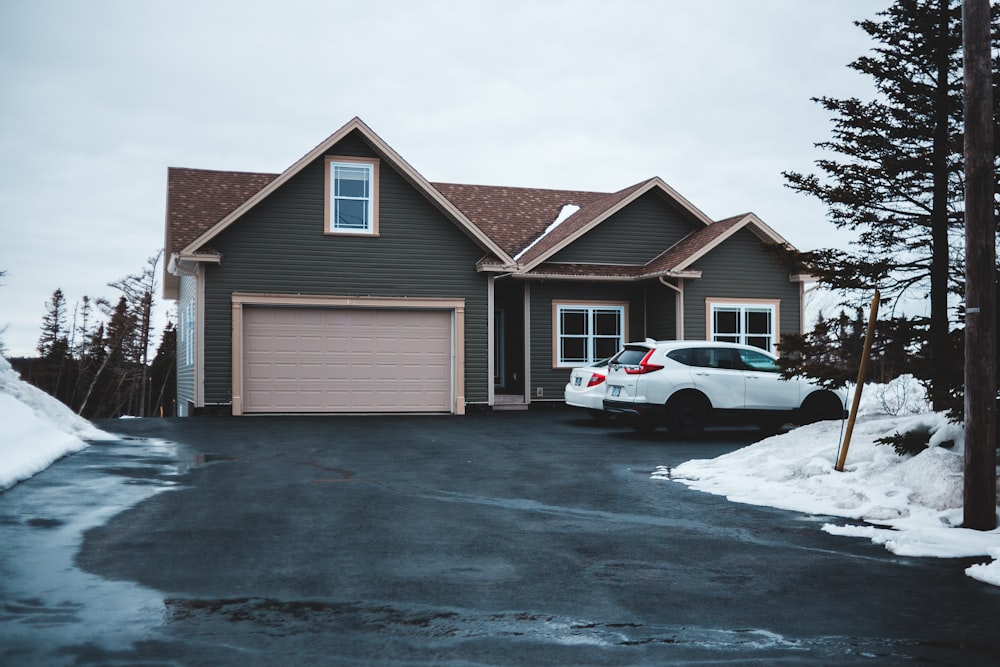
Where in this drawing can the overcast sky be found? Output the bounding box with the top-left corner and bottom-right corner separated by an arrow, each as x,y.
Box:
0,0 -> 889,358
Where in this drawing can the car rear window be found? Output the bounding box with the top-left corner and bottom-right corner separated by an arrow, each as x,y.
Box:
613,346 -> 651,365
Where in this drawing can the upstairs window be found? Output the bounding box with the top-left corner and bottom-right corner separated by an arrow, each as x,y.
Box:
325,157 -> 379,235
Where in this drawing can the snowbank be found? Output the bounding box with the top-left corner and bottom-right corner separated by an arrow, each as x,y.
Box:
659,401 -> 1000,586
0,356 -> 114,491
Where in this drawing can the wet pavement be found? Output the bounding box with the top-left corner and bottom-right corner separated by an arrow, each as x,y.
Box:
2,411 -> 1000,665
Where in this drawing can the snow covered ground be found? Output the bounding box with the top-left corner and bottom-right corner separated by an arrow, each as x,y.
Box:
2,353 -> 999,587
0,356 -> 115,491
659,375 -> 1000,587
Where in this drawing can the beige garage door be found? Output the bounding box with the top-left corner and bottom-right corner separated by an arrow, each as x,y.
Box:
242,307 -> 453,413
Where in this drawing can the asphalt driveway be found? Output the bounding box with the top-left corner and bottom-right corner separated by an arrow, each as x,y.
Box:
2,410 -> 999,665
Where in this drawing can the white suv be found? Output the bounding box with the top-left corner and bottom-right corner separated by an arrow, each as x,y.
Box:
603,340 -> 845,436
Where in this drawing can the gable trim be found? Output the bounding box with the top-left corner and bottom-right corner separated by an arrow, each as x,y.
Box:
672,213 -> 791,273
518,177 -> 715,273
179,117 -> 515,265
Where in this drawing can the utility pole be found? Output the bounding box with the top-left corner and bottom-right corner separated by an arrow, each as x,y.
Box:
962,0 -> 996,530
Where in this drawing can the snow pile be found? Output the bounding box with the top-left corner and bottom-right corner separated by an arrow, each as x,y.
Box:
0,356 -> 114,491
659,407 -> 1000,586
514,203 -> 581,260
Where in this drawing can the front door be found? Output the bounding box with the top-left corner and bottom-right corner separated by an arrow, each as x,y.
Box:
494,280 -> 525,396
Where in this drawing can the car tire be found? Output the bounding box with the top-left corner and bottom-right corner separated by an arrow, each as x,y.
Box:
665,393 -> 709,437
800,392 -> 844,425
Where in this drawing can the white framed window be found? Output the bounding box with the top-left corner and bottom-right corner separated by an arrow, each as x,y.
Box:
553,302 -> 628,368
182,300 -> 195,365
325,157 -> 379,235
707,299 -> 778,352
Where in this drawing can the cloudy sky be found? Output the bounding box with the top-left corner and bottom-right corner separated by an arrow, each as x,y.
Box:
0,0 -> 888,358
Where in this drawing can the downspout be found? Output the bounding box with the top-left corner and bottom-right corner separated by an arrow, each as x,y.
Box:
659,276 -> 684,340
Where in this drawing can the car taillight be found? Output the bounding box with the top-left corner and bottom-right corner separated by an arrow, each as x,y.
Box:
587,373 -> 606,387
624,349 -> 664,375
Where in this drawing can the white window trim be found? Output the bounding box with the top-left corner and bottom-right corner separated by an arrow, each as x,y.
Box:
182,300 -> 195,366
324,156 -> 380,236
706,298 -> 779,353
552,301 -> 629,368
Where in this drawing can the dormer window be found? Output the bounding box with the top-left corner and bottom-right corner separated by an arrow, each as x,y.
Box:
325,156 -> 379,235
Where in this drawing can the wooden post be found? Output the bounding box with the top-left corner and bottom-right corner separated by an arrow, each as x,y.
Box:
962,0 -> 996,530
836,290 -> 879,472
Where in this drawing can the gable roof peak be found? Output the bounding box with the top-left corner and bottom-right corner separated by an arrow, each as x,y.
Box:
171,117 -> 515,266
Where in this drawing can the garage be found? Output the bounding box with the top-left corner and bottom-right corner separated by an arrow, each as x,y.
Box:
237,303 -> 457,414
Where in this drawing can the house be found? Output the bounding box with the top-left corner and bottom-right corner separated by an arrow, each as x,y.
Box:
164,117 -> 809,416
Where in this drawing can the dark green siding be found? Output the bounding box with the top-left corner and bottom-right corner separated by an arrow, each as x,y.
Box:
548,192 -> 700,265
683,229 -> 801,340
527,281 -> 648,400
201,131 -> 490,407
645,280 -> 679,340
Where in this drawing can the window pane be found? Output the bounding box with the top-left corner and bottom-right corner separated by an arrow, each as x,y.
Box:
593,310 -> 620,336
334,165 -> 370,198
739,348 -> 779,371
335,199 -> 368,229
560,337 -> 587,364
614,346 -> 651,365
560,310 -> 587,336
594,337 -> 620,360
666,348 -> 694,366
746,309 -> 772,335
714,309 -> 739,335
746,336 -> 771,352
709,348 -> 738,369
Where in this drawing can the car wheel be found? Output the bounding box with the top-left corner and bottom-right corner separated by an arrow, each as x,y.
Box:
665,393 -> 708,437
800,392 -> 844,425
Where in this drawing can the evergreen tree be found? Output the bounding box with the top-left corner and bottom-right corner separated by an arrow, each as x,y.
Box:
37,288 -> 69,358
149,322 -> 177,417
782,0 -> 1000,410
109,251 -> 160,416
35,288 -> 72,398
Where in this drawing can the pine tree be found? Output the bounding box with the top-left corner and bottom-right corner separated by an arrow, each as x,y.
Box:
109,251 -> 160,416
37,288 -> 69,358
782,0 -> 1000,411
35,288 -> 72,398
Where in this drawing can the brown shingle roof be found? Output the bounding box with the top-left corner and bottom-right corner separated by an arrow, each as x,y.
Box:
165,167 -> 764,284
641,214 -> 746,276
513,179 -> 657,267
431,183 -> 607,258
166,167 -> 277,255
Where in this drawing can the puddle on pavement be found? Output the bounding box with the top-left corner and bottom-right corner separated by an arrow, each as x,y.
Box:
0,436 -> 189,665
159,596 -> 983,662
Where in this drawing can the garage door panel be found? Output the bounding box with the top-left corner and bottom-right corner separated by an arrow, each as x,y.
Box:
242,307 -> 453,413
